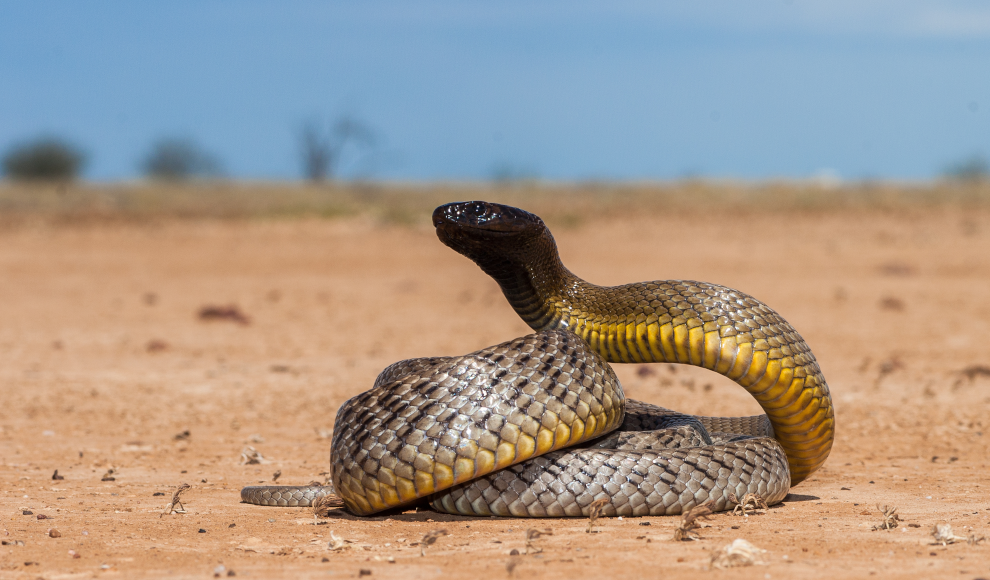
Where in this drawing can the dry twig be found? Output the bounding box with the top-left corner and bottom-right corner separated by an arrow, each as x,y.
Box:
524,528 -> 552,554
586,498 -> 609,533
673,501 -> 714,541
729,493 -> 768,516
419,529 -> 448,557
872,504 -> 900,531
931,524 -> 985,546
710,538 -> 766,569
271,470 -> 281,483
160,483 -> 191,518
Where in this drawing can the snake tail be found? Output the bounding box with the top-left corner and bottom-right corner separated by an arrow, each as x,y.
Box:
433,201 -> 834,485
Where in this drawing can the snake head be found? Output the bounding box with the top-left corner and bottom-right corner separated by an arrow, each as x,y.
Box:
433,201 -> 550,263
433,201 -> 540,234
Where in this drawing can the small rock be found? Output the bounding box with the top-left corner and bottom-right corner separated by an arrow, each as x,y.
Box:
199,529 -> 207,534
49,529 -> 61,538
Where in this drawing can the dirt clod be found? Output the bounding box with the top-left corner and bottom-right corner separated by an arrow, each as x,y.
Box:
198,304 -> 250,325
147,339 -> 169,352
239,446 -> 265,465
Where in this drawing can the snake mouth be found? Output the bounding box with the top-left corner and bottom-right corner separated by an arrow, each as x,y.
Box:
433,201 -> 540,235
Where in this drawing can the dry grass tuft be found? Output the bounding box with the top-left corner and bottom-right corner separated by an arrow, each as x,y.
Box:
673,501 -> 714,541
586,498 -> 610,533
312,491 -> 345,519
729,493 -> 768,516
872,504 -> 900,531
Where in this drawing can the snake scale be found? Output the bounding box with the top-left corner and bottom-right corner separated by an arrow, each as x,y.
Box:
241,201 -> 833,517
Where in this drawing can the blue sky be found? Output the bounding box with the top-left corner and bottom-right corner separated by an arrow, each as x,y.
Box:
1,1 -> 989,181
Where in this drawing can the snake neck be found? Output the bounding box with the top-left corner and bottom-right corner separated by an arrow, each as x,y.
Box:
478,242 -> 582,332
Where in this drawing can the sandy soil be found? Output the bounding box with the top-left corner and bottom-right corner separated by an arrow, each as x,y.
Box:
1,204 -> 989,579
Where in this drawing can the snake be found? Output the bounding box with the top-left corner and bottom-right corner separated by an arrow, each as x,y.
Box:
241,201 -> 833,517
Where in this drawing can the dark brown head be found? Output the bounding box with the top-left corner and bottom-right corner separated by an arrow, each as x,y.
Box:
433,201 -> 554,272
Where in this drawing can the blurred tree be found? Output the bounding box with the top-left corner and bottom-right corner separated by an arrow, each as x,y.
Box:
142,138 -> 223,180
298,116 -> 377,181
943,154 -> 989,182
1,137 -> 86,181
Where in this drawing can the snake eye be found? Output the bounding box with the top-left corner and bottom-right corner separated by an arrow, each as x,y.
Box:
464,202 -> 495,222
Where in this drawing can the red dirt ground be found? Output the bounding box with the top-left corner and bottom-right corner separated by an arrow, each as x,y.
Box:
1,204 -> 989,579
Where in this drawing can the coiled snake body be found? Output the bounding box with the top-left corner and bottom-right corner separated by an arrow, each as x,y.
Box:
241,201 -> 833,517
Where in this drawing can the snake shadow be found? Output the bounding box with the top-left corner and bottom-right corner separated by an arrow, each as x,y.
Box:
782,493 -> 820,503
316,494 -> 821,521
317,499 -> 502,523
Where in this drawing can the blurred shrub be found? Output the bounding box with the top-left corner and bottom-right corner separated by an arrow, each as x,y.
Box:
142,138 -> 223,180
943,155 -> 989,182
1,137 -> 86,181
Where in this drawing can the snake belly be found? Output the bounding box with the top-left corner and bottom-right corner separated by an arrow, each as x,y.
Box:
433,201 -> 833,487
242,330 -> 790,516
